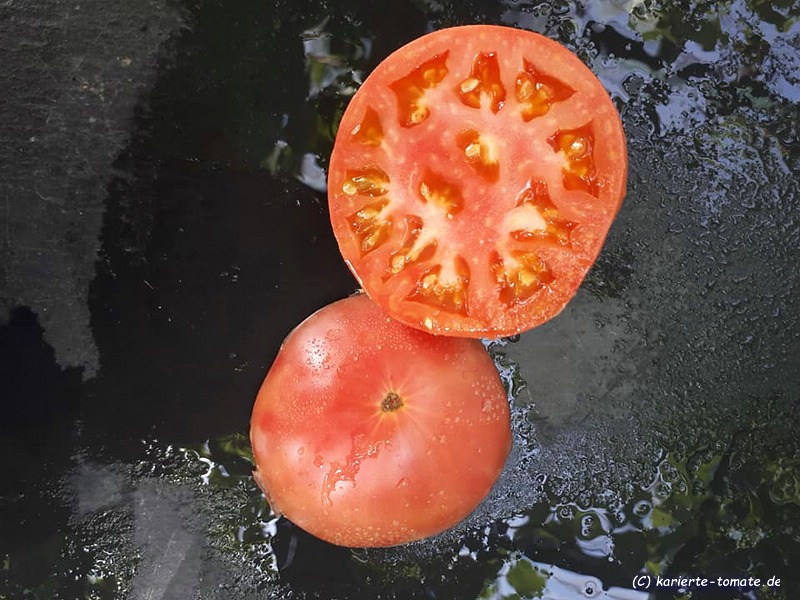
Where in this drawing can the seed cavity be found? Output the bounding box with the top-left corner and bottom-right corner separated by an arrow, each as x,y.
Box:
492,250 -> 555,306
342,166 -> 390,197
386,215 -> 437,277
418,171 -> 463,217
407,258 -> 470,316
456,52 -> 506,113
548,124 -> 598,197
350,106 -> 384,147
390,53 -> 449,128
348,200 -> 392,256
456,129 -> 500,182
515,59 -> 574,121
512,178 -> 576,246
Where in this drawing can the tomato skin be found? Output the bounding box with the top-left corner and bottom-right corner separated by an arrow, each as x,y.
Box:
249,294 -> 511,547
328,25 -> 627,338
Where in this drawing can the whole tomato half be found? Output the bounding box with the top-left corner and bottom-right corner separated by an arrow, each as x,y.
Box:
328,25 -> 627,337
249,294 -> 511,547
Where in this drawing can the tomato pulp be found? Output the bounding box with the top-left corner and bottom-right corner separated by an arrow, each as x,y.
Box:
328,25 -> 627,337
249,294 -> 511,547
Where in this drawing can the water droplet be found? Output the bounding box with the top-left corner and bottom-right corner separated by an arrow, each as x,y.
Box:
581,514 -> 595,537
583,579 -> 599,596
633,500 -> 651,517
655,482 -> 672,499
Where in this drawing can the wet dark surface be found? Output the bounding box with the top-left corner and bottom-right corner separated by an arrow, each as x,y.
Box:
1,1 -> 799,599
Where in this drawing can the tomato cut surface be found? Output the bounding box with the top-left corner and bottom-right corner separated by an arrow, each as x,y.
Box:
328,25 -> 627,337
249,294 -> 511,547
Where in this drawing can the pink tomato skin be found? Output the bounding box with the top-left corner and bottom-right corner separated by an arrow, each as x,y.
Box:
250,294 -> 511,547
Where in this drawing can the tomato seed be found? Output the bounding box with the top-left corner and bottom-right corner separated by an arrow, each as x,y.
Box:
460,77 -> 480,93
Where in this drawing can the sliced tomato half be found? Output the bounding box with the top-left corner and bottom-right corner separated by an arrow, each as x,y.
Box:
328,25 -> 627,337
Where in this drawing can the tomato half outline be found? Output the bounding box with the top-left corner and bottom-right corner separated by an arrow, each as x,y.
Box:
328,25 -> 627,337
249,294 -> 511,547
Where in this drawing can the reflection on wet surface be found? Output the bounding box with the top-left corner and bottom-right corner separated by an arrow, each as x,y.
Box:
2,0 -> 798,598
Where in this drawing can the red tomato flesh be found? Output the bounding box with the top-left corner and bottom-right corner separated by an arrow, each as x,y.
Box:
249,294 -> 511,547
328,25 -> 627,337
